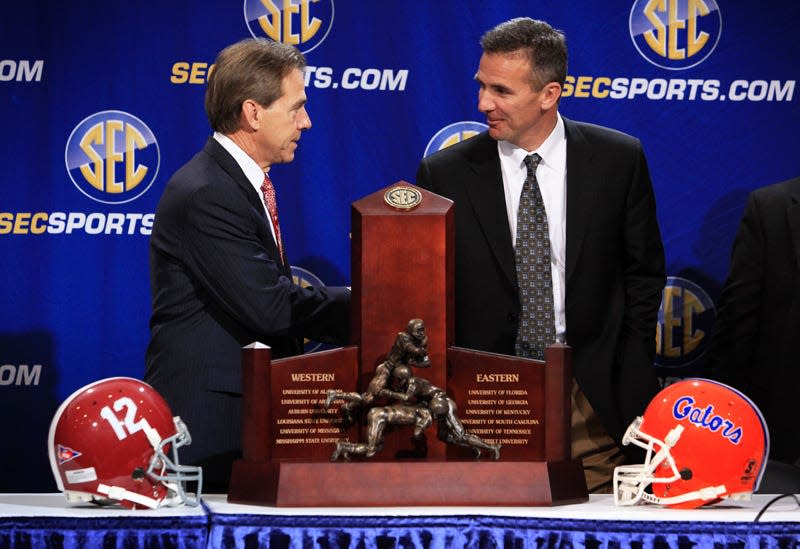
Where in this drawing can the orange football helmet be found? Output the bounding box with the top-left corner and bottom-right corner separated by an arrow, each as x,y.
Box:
614,378 -> 769,509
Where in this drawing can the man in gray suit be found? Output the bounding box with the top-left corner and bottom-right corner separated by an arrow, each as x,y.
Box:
416,18 -> 665,492
146,38 -> 349,491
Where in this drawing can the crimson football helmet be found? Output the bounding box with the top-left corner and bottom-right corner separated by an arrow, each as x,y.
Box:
48,377 -> 202,509
614,378 -> 769,509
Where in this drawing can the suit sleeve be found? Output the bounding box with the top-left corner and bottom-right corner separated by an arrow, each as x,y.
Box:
705,193 -> 764,387
616,141 -> 666,424
622,142 -> 667,343
179,182 -> 348,341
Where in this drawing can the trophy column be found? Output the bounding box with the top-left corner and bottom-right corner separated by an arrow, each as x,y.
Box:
350,182 -> 454,459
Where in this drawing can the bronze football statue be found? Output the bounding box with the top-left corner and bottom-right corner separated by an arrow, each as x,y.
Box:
327,319 -> 500,461
325,318 -> 430,423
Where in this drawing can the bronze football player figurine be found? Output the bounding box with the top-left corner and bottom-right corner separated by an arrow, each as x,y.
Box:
389,365 -> 501,460
325,318 -> 430,423
330,403 -> 432,460
328,319 -> 500,461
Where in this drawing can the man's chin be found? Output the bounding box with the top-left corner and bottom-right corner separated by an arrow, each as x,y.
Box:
487,127 -> 505,141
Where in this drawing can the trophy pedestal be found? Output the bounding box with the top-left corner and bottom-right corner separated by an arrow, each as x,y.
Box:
229,459 -> 587,507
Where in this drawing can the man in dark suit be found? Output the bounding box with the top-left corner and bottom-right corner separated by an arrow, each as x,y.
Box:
146,38 -> 349,491
416,18 -> 665,491
705,176 -> 800,490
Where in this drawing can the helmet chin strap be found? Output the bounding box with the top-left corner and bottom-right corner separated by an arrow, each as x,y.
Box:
643,484 -> 729,506
96,483 -> 161,509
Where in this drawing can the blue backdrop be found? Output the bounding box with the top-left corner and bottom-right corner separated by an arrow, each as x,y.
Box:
1,1 -> 798,491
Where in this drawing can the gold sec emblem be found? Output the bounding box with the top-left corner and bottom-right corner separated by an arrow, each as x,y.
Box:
384,185 -> 422,210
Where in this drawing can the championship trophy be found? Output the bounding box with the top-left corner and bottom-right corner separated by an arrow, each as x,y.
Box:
227,183 -> 588,506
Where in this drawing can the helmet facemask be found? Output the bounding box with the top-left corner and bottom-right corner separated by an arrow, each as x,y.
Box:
614,417 -> 683,505
145,417 -> 203,508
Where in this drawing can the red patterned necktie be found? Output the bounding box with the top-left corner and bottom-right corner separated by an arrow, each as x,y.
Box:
260,173 -> 285,263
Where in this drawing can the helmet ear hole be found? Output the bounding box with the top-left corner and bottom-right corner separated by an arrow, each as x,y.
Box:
132,467 -> 146,481
679,468 -> 692,480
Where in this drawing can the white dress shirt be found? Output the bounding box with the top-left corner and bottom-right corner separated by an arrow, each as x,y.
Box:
498,114 -> 567,340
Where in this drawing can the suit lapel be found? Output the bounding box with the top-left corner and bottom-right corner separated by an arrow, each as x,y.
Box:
203,137 -> 291,274
203,137 -> 264,212
463,133 -> 517,286
563,118 -> 598,285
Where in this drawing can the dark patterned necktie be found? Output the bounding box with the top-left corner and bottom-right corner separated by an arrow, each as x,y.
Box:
260,173 -> 285,263
515,153 -> 555,360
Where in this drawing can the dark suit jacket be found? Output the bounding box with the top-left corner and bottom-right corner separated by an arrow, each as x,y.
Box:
145,137 -> 349,483
416,118 -> 665,446
706,176 -> 800,463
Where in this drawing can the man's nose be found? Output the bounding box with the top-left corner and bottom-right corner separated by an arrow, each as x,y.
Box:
478,90 -> 493,112
299,107 -> 312,130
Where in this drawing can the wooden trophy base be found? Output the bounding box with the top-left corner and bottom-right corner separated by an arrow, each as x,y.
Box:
228,458 -> 588,507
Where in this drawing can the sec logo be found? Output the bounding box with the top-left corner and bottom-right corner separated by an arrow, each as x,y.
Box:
384,185 -> 422,210
656,276 -> 716,369
629,0 -> 722,70
64,110 -> 159,205
244,0 -> 335,54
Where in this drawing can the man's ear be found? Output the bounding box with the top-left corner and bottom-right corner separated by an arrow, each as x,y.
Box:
541,82 -> 562,110
240,99 -> 260,131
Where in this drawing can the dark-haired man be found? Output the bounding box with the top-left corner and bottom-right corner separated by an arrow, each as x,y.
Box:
416,18 -> 665,491
146,38 -> 349,491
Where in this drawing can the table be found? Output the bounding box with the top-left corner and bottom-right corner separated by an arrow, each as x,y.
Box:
1,493 -> 798,548
0,493 -> 208,548
204,494 -> 800,548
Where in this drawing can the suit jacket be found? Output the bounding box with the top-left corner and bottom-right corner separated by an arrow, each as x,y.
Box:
706,176 -> 800,463
145,137 -> 349,478
416,118 -> 665,445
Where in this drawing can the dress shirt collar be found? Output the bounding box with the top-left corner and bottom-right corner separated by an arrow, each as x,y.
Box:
497,113 -> 566,172
212,132 -> 268,198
